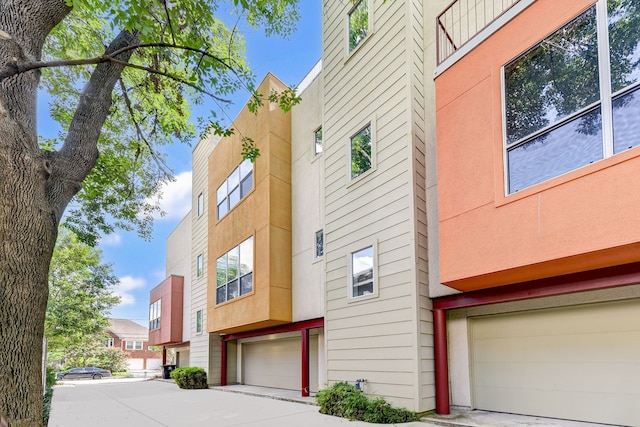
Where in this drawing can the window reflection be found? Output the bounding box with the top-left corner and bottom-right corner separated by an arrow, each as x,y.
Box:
508,108 -> 603,193
613,88 -> 640,153
505,7 -> 599,145
504,1 -> 640,194
351,124 -> 372,179
352,246 -> 374,298
216,236 -> 254,304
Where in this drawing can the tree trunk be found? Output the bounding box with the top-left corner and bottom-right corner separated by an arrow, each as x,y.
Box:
0,141 -> 59,426
0,2 -> 137,425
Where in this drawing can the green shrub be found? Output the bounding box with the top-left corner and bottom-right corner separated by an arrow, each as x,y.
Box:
170,367 -> 208,389
43,387 -> 53,426
316,382 -> 420,424
43,367 -> 56,426
46,366 -> 57,388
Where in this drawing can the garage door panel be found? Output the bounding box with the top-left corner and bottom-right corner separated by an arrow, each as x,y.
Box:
244,338 -> 300,390
470,299 -> 640,427
475,331 -> 640,363
475,386 -> 640,426
475,361 -> 637,393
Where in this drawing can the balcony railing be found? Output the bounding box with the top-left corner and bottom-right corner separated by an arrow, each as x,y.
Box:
437,0 -> 521,64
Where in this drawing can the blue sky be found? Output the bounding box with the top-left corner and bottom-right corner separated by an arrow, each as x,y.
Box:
39,2 -> 322,326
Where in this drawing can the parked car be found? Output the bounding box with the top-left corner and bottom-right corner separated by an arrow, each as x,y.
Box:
56,367 -> 111,380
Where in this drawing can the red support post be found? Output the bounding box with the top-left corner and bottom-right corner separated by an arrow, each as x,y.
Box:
301,328 -> 310,397
221,339 -> 227,386
162,346 -> 167,365
434,308 -> 450,415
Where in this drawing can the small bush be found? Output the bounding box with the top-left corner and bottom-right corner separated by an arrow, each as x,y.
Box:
43,367 -> 56,426
316,382 -> 420,424
170,367 -> 208,389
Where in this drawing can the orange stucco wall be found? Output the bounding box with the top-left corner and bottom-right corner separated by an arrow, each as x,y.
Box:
207,74 -> 292,334
436,0 -> 640,291
148,275 -> 184,345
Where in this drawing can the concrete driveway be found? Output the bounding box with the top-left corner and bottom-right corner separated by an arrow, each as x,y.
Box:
49,380 -> 434,427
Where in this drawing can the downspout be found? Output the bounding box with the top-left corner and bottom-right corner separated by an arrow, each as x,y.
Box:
221,339 -> 227,386
301,328 -> 310,397
434,307 -> 450,414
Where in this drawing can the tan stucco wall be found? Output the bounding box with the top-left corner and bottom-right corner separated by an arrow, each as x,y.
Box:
207,74 -> 292,334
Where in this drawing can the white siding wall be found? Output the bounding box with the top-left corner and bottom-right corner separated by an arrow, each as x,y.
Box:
166,213 -> 192,342
189,133 -> 219,381
322,0 -> 434,412
291,67 -> 325,322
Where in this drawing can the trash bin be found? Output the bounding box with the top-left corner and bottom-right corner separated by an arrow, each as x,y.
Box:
161,364 -> 177,379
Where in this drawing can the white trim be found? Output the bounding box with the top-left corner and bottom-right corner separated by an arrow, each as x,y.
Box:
296,60 -> 322,95
347,240 -> 379,302
347,119 -> 377,186
596,0 -> 614,158
345,0 -> 372,58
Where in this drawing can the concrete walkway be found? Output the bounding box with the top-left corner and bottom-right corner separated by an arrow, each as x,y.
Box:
49,380 -> 432,427
49,380 -> 615,427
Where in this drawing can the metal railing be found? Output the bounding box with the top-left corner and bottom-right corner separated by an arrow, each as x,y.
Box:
437,0 -> 522,64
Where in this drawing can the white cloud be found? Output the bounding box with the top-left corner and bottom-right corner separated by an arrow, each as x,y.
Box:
99,233 -> 123,246
151,171 -> 192,220
114,275 -> 147,307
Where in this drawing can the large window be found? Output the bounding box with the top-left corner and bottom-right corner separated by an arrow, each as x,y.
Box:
149,299 -> 161,330
349,0 -> 369,52
217,159 -> 253,219
504,0 -> 640,194
351,124 -> 372,179
216,236 -> 254,304
351,246 -> 374,298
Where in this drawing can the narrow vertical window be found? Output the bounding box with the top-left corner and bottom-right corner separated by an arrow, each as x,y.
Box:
349,0 -> 369,52
149,299 -> 161,330
197,254 -> 203,277
315,229 -> 324,258
351,246 -> 374,298
314,127 -> 323,155
196,310 -> 203,334
197,193 -> 204,216
351,124 -> 372,179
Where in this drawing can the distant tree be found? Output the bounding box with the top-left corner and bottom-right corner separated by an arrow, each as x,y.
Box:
0,1 -> 300,424
45,226 -> 120,353
58,344 -> 128,373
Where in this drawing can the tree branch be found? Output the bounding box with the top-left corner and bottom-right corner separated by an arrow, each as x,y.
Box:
0,41 -> 239,103
48,30 -> 140,219
117,78 -> 170,174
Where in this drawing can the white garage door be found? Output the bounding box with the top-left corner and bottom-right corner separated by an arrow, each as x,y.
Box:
126,358 -> 144,371
243,337 -> 318,392
470,299 -> 640,427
